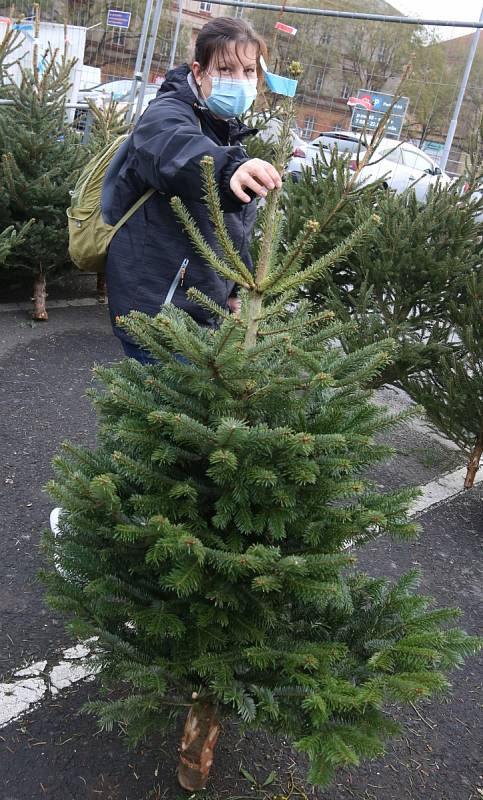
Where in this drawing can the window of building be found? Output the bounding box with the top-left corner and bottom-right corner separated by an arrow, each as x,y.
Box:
302,115 -> 315,139
199,2 -> 212,11
111,29 -> 126,47
341,83 -> 350,99
314,73 -> 324,93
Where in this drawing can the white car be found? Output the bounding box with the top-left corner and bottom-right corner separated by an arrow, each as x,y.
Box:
78,79 -> 160,114
307,130 -> 451,201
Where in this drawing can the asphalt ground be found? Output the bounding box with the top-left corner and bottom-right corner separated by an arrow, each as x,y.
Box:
0,298 -> 481,799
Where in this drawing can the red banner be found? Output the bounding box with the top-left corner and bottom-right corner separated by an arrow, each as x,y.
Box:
275,21 -> 297,35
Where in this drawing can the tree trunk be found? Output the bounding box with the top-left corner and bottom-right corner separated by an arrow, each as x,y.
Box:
177,700 -> 220,791
32,272 -> 48,320
96,272 -> 107,304
464,439 -> 483,489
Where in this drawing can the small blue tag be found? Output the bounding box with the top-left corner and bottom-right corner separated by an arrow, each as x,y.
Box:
259,55 -> 298,98
263,71 -> 298,98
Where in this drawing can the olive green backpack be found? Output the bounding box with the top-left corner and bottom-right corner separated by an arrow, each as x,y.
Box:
67,135 -> 155,273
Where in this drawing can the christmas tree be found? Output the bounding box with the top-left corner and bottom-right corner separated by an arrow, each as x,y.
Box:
400,120 -> 482,487
0,9 -> 85,318
84,96 -> 129,155
42,89 -> 481,791
283,154 -> 482,389
406,267 -> 483,488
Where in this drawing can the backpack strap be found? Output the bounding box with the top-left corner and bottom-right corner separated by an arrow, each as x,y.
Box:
112,187 -> 156,233
110,116 -> 202,232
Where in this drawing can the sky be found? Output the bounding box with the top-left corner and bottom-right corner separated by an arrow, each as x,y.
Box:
395,0 -> 482,39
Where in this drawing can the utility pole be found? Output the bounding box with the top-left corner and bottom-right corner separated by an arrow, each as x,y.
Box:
125,0 -> 155,125
168,0 -> 183,71
133,0 -> 165,124
440,6 -> 483,172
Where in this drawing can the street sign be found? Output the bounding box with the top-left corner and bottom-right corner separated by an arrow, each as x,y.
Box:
350,89 -> 409,138
107,9 -> 132,28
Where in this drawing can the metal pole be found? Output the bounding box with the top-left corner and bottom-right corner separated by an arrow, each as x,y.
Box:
197,0 -> 483,28
133,0 -> 165,124
440,6 -> 483,172
82,109 -> 94,145
125,0 -> 155,125
168,0 -> 183,72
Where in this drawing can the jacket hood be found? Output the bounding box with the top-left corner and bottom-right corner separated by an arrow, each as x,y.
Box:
156,64 -> 195,106
156,64 -> 258,142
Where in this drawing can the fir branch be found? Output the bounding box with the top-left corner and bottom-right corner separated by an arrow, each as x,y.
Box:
265,216 -> 377,297
264,218 -> 320,289
185,287 -> 238,324
200,156 -> 256,288
170,196 -> 251,288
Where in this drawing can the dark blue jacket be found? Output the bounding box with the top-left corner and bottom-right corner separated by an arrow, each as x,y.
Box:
105,64 -> 257,340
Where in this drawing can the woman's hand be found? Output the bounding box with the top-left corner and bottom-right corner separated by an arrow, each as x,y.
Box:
230,158 -> 282,203
227,296 -> 241,316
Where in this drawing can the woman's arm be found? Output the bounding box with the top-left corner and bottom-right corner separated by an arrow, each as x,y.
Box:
132,102 -> 248,206
132,100 -> 280,207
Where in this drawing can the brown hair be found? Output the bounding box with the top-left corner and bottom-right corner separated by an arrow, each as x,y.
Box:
194,17 -> 267,77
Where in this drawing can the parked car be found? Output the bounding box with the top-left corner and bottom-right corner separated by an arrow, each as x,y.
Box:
78,79 -> 161,114
467,188 -> 483,223
255,116 -> 307,179
306,130 -> 451,201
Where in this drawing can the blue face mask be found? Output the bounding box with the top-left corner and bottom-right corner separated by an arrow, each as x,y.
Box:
205,77 -> 257,119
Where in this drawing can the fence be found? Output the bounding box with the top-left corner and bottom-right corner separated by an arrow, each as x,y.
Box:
0,0 -> 482,175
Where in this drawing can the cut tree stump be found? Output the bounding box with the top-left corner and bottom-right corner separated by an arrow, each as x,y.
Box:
32,272 -> 48,320
96,272 -> 107,304
464,439 -> 482,489
177,700 -> 220,791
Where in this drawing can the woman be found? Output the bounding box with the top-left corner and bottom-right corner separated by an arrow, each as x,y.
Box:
105,16 -> 281,364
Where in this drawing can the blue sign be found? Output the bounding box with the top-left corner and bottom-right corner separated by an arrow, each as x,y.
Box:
107,9 -> 132,28
351,89 -> 409,138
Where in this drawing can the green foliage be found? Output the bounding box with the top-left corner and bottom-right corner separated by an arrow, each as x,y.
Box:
403,31 -> 455,146
0,220 -> 33,263
406,267 -> 483,458
284,159 -> 483,388
0,24 -> 22,91
84,97 -> 130,155
282,148 -> 384,260
0,38 -> 86,283
42,104 -> 481,789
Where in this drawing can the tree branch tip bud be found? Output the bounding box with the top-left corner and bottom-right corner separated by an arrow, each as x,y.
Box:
307,219 -> 320,232
288,61 -> 303,78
